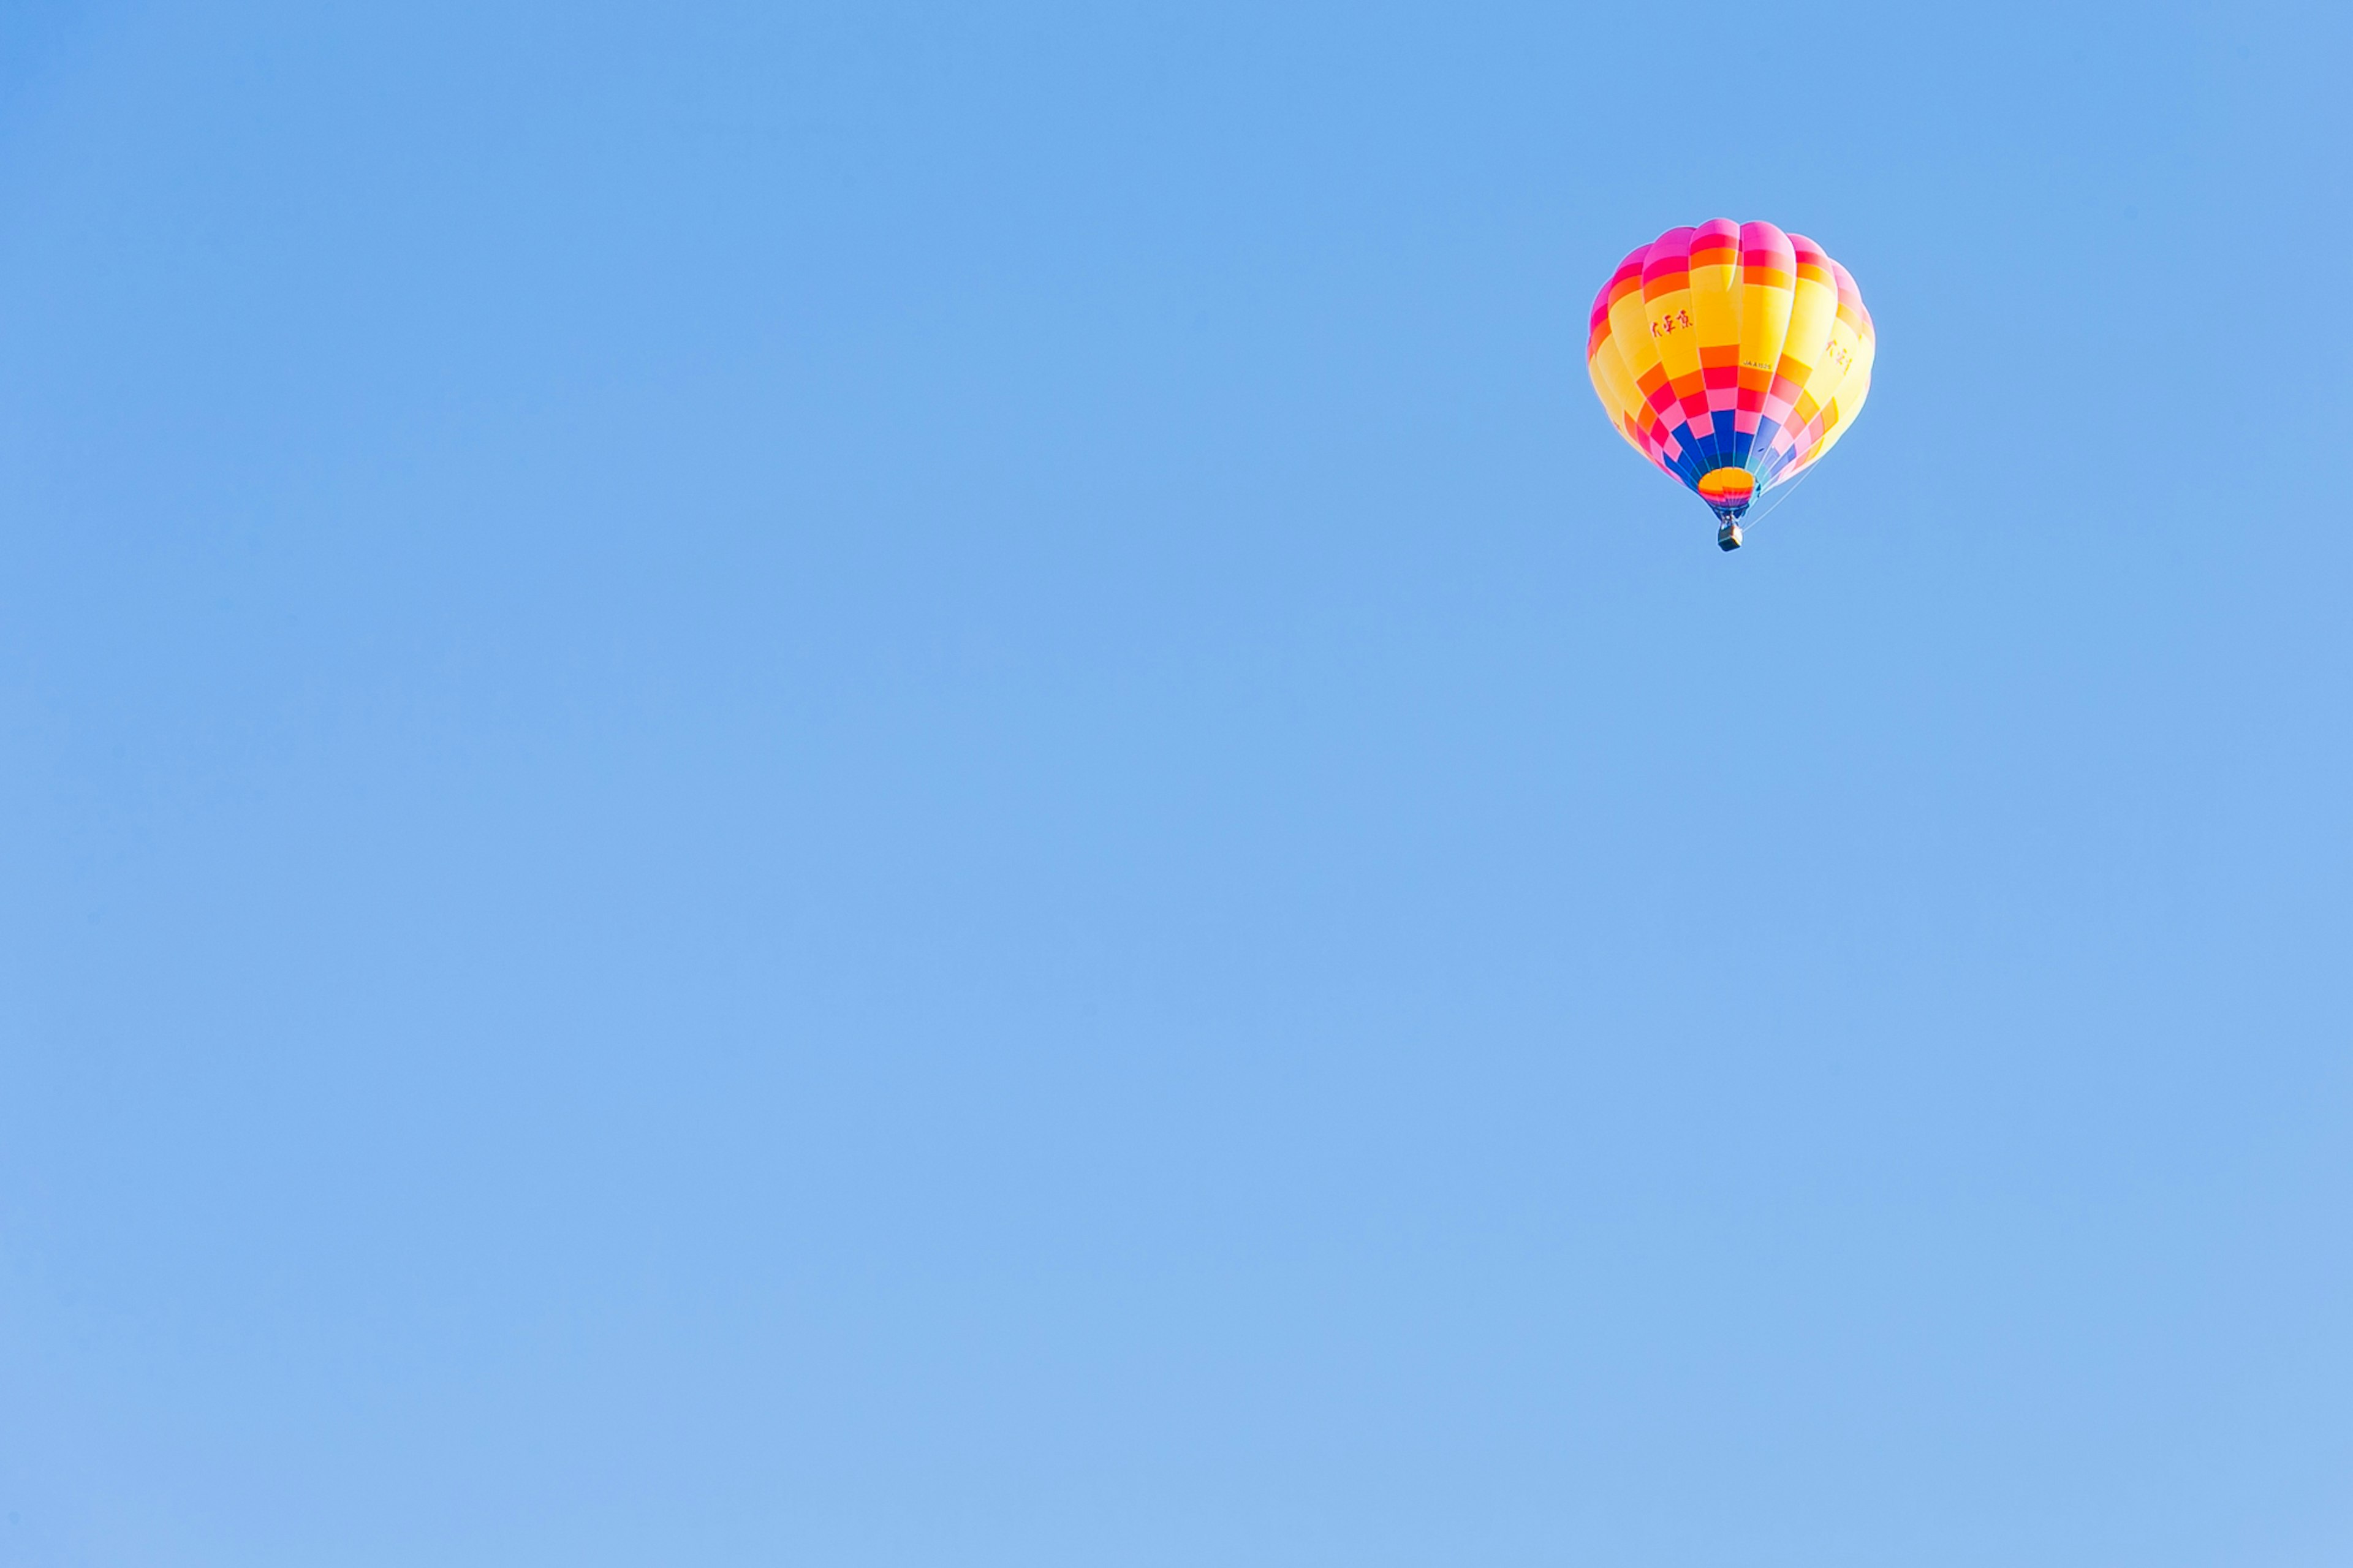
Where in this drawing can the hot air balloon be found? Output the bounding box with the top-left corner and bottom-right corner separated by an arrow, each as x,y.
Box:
1586,221 -> 1874,550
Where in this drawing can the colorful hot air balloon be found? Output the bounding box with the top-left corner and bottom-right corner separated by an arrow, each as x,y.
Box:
1586,221 -> 1874,550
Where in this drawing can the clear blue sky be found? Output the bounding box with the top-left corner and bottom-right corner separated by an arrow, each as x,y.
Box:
2,2 -> 2347,1564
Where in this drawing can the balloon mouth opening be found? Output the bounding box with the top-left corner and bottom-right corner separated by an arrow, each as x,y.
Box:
1697,466 -> 1755,520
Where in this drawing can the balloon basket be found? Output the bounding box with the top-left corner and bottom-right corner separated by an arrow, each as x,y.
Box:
1717,521 -> 1743,551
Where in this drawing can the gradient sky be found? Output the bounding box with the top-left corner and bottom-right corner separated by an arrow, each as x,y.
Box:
3,3 -> 2349,1565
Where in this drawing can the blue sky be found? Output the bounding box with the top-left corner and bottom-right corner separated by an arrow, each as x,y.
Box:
2,2 -> 2348,1564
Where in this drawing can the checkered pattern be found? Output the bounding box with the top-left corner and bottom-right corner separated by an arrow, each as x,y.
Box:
1587,221 -> 1874,524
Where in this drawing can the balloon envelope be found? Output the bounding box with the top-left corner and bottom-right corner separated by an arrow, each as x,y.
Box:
1586,220 -> 1873,529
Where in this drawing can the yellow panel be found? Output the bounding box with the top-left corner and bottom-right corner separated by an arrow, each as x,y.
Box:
1790,306 -> 1876,475
1602,246 -> 1679,458
1736,222 -> 1796,426
1588,324 -> 1653,460
1787,262 -> 1873,472
1643,228 -> 1703,429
